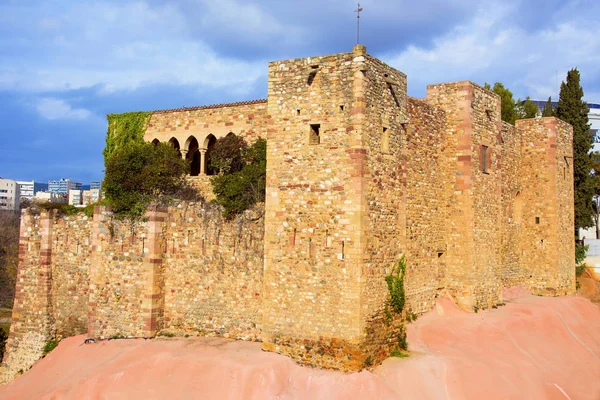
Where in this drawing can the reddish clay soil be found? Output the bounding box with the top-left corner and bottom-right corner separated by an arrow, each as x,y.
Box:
1,289 -> 599,400
578,269 -> 600,305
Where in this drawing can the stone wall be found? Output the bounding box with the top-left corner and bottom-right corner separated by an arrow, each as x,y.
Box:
162,202 -> 264,340
515,118 -> 575,295
402,97 -> 448,314
2,203 -> 265,383
499,122 -> 524,287
87,208 -> 155,338
426,81 -> 504,310
1,212 -> 55,383
51,215 -> 92,338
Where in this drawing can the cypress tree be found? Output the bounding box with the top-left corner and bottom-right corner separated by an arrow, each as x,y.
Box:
556,68 -> 592,232
542,96 -> 554,117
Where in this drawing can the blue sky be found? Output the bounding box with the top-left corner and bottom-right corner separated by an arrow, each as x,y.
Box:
1,0 -> 599,184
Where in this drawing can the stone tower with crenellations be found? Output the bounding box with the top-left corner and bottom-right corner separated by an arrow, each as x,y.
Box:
1,45 -> 575,380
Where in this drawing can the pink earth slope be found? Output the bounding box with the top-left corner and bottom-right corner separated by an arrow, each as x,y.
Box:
1,290 -> 599,400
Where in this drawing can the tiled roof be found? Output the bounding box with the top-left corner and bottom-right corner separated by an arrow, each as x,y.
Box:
152,99 -> 267,114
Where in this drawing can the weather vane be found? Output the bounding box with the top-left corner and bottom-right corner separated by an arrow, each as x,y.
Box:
355,3 -> 363,44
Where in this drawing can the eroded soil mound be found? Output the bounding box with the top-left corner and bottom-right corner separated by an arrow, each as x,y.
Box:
1,291 -> 599,400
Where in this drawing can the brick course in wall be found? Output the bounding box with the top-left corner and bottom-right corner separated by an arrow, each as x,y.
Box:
1,46 -> 576,381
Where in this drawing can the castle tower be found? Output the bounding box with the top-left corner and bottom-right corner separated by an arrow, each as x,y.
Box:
261,45 -> 436,370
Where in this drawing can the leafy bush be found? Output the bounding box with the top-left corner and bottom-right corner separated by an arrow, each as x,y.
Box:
38,203 -> 79,216
208,134 -> 248,175
103,141 -> 188,219
390,347 -> 409,358
576,264 -> 587,277
211,138 -> 266,219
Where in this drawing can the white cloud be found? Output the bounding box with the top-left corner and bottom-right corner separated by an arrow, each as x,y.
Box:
36,98 -> 92,120
0,1 -> 266,95
382,1 -> 600,102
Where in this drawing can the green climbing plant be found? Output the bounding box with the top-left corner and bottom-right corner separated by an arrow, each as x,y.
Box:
385,255 -> 407,314
103,111 -> 153,165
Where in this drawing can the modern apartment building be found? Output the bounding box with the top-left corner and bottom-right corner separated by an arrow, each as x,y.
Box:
17,180 -> 34,200
48,178 -> 82,194
68,189 -> 82,206
0,178 -> 20,211
82,188 -> 102,205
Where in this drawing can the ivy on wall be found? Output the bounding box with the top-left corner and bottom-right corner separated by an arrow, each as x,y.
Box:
103,111 -> 153,165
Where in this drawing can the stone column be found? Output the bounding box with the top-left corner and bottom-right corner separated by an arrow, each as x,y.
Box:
180,149 -> 188,160
200,149 -> 207,175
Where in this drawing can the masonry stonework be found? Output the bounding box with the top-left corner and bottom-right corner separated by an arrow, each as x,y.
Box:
2,46 -> 575,381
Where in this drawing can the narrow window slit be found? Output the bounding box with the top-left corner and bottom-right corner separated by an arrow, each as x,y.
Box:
309,124 -> 321,145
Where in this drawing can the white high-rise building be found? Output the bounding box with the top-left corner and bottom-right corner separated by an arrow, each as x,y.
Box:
0,178 -> 20,211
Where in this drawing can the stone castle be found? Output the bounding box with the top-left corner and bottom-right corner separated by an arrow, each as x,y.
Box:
1,45 -> 575,380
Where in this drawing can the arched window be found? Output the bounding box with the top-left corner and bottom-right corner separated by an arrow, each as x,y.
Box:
204,134 -> 217,175
151,139 -> 160,146
168,137 -> 181,158
186,136 -> 200,176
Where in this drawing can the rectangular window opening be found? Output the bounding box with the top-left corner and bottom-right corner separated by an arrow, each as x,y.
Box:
297,109 -> 301,116
535,217 -> 540,224
481,145 -> 489,173
309,124 -> 321,145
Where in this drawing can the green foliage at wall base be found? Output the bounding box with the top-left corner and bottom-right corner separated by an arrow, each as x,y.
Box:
385,255 -> 407,314
43,339 -> 58,356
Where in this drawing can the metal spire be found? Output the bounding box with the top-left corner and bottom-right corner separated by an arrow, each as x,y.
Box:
355,3 -> 363,44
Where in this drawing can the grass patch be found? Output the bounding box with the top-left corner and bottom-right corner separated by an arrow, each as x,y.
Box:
43,339 -> 58,356
390,347 -> 409,358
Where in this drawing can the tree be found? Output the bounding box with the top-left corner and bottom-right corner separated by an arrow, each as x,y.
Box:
542,97 -> 554,117
103,141 -> 188,218
590,152 -> 600,238
484,82 -> 522,124
491,82 -> 518,124
517,96 -> 539,119
0,211 -> 19,308
207,134 -> 248,175
556,68 -> 593,232
211,138 -> 266,219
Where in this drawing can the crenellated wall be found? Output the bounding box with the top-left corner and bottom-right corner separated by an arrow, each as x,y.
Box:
1,203 -> 265,384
